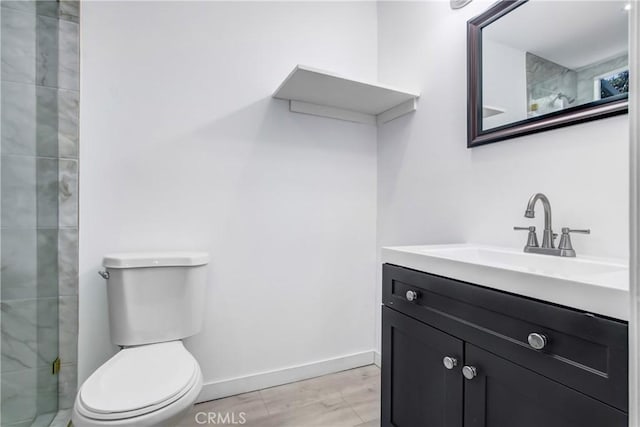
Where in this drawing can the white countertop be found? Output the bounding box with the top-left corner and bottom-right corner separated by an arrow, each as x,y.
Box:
382,244 -> 629,321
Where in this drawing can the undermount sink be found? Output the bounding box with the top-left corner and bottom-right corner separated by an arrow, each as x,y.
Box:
382,244 -> 629,320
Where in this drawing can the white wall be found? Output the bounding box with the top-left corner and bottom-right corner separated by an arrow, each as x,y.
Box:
376,0 -> 629,348
79,1 -> 378,391
482,38 -> 527,129
80,0 -> 631,393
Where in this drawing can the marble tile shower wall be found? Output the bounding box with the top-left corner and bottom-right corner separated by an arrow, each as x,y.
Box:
526,52 -> 578,107
1,1 -> 79,426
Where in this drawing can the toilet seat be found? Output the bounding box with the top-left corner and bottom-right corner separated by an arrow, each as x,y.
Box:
77,341 -> 199,421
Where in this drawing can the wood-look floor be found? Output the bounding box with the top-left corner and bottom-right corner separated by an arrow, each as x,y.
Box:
177,365 -> 380,426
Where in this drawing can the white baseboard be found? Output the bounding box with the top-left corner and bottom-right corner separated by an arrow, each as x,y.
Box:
373,351 -> 381,368
197,350 -> 376,403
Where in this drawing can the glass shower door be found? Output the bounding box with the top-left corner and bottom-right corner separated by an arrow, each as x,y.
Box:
1,1 -> 63,425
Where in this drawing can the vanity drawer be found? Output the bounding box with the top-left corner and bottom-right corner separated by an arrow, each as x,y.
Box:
382,263 -> 628,411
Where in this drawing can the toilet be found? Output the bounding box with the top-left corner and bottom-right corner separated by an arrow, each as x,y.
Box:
72,252 -> 209,427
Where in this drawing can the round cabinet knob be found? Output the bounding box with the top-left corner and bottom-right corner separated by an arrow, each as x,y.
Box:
405,290 -> 419,302
527,333 -> 548,350
462,365 -> 477,380
443,356 -> 458,370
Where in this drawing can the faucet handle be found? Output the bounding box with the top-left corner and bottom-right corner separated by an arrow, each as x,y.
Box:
561,227 -> 590,235
558,227 -> 590,255
514,226 -> 539,248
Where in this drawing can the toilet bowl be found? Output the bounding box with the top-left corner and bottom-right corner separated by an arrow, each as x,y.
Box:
72,252 -> 209,427
72,341 -> 202,427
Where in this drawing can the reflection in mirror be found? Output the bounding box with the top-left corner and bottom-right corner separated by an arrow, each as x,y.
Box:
481,1 -> 629,131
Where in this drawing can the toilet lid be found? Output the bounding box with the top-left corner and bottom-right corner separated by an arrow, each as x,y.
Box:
79,341 -> 198,416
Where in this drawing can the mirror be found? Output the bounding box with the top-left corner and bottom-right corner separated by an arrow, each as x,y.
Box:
467,0 -> 629,147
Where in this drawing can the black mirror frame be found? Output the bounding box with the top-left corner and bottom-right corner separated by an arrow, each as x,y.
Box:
467,0 -> 629,148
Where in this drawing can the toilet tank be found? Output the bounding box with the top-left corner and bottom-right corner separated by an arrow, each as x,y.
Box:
102,252 -> 209,346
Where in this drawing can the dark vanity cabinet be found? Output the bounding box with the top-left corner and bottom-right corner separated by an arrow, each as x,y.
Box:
381,264 -> 628,427
382,307 -> 463,427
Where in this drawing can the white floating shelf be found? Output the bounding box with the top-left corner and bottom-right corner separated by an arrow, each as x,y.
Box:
482,105 -> 506,118
273,65 -> 419,125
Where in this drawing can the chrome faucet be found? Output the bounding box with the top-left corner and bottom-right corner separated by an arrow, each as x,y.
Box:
525,193 -> 555,249
514,193 -> 590,257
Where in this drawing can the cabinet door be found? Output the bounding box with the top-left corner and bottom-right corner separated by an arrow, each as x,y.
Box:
464,344 -> 627,427
382,307 -> 463,427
